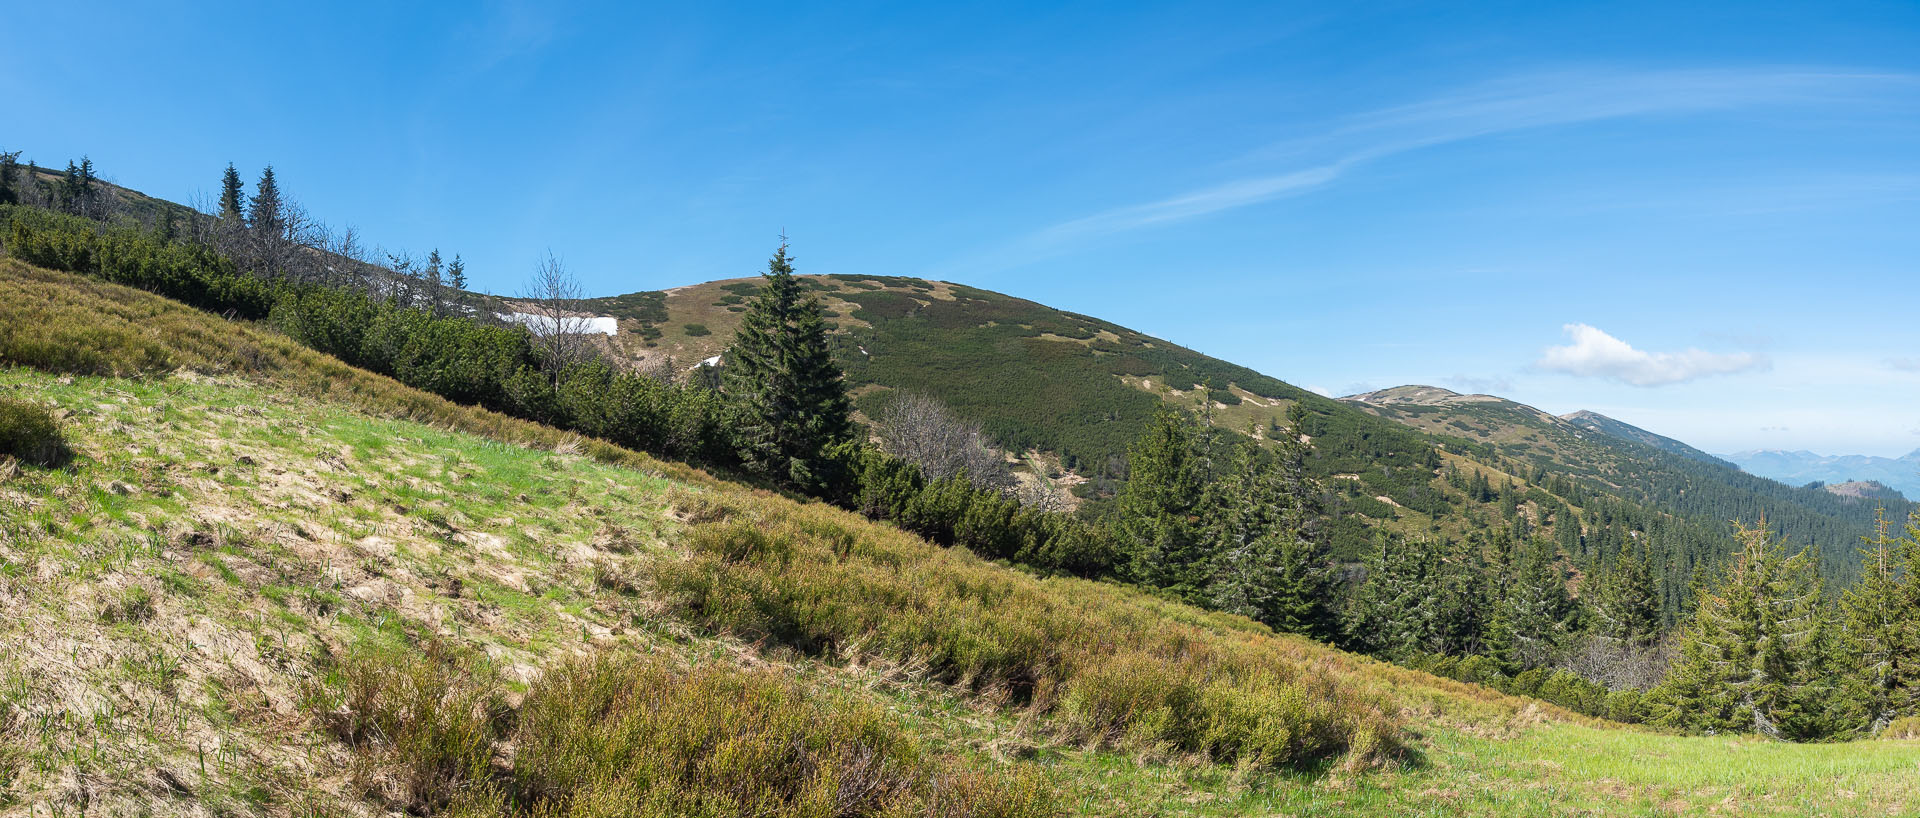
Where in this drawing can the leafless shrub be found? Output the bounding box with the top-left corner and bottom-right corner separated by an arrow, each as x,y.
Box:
518,251 -> 596,373
1556,632 -> 1675,691
875,392 -> 1015,494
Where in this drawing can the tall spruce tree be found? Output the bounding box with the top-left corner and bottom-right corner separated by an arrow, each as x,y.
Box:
1493,537 -> 1577,670
0,150 -> 20,206
1650,521 -> 1844,739
1431,534 -> 1495,656
1588,540 -> 1661,647
219,163 -> 247,221
1343,532 -> 1444,659
722,241 -> 855,496
1203,433 -> 1334,638
249,165 -> 284,237
1841,509 -> 1918,731
1116,407 -> 1215,603
57,161 -> 82,214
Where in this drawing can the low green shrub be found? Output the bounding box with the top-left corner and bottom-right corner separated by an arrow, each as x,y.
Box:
683,322 -> 711,336
0,396 -> 70,467
504,655 -> 1054,817
308,638 -> 1054,817
1884,715 -> 1920,740
652,508 -> 1401,771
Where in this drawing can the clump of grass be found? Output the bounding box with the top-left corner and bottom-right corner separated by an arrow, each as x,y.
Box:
0,395 -> 71,467
651,507 -> 1402,771
308,638 -> 1054,817
98,584 -> 155,624
307,640 -> 502,813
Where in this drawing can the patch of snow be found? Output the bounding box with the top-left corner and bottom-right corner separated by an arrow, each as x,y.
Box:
696,354 -> 723,369
496,312 -> 619,337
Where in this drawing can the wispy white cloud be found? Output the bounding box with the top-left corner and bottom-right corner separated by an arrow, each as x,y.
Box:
1537,324 -> 1767,387
972,67 -> 1916,267
1888,357 -> 1920,373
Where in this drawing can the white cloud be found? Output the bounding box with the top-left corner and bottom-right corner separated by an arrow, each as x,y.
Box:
1537,324 -> 1766,387
1887,357 -> 1920,373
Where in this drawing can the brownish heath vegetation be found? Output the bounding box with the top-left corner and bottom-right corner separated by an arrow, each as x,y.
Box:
310,642 -> 1053,817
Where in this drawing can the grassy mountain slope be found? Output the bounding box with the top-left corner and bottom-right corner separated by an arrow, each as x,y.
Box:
7,260 -> 1920,815
1560,410 -> 1724,466
588,275 -> 1458,556
595,274 -> 1412,477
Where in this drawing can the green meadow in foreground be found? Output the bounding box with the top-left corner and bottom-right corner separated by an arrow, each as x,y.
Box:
0,260 -> 1917,816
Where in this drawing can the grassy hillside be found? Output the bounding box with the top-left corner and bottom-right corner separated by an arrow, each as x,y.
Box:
592,275 -> 1435,491
7,260 -> 1920,815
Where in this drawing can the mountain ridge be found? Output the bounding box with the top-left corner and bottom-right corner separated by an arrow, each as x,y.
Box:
1724,447 -> 1920,501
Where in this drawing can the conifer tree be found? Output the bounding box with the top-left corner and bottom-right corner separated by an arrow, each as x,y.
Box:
0,150 -> 20,206
219,163 -> 246,221
1203,433 -> 1333,637
1431,534 -> 1494,656
57,161 -> 82,214
1495,537 -> 1577,670
249,165 -> 284,237
1842,509 -> 1918,731
1116,406 -> 1215,603
1343,533 -> 1443,659
1650,521 -> 1843,739
722,240 -> 855,496
1589,540 -> 1661,647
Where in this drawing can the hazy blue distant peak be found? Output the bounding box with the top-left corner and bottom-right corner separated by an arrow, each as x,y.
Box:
1722,448 -> 1920,501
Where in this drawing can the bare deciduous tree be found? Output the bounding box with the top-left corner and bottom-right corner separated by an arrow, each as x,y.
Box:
520,252 -> 595,374
875,392 -> 1015,494
1557,632 -> 1676,692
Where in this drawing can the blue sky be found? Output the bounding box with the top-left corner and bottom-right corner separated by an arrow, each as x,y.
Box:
5,1 -> 1918,457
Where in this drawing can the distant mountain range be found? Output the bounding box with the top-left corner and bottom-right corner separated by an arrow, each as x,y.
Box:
1723,449 -> 1920,502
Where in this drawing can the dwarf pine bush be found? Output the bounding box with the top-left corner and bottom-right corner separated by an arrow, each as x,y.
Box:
0,396 -> 69,467
651,503 -> 1402,771
308,641 -> 1054,817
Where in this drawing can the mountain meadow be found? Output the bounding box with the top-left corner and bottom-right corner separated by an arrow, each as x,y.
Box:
3,154 -> 1920,817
